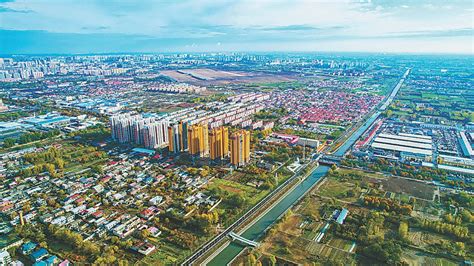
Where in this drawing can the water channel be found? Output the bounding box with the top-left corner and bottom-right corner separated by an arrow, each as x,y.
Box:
208,110 -> 382,265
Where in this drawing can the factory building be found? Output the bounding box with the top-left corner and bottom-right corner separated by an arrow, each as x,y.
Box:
371,133 -> 433,162
459,131 -> 474,158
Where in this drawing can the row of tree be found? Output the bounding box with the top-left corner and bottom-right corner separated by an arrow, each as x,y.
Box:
362,196 -> 413,215
3,129 -> 60,148
47,224 -> 101,257
419,219 -> 469,239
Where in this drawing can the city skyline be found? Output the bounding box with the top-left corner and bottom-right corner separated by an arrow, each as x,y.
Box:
0,0 -> 473,54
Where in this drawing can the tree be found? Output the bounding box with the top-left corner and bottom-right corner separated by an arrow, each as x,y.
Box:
81,241 -> 100,256
54,158 -> 65,170
199,168 -> 209,177
44,163 -> 56,176
398,221 -> 409,240
3,138 -> 15,148
268,254 -> 277,266
454,242 -> 465,256
110,236 -> 120,244
139,229 -> 150,240
247,253 -> 257,265
91,164 -> 104,174
40,241 -> 48,249
361,242 -> 402,264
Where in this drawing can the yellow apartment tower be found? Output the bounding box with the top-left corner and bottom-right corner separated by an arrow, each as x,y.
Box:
187,123 -> 209,157
209,127 -> 229,160
230,130 -> 250,167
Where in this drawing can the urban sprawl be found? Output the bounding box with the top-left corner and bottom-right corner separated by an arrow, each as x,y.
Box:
0,53 -> 472,266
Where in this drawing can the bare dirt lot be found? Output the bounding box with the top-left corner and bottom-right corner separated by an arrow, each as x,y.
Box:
380,178 -> 435,201
160,68 -> 296,85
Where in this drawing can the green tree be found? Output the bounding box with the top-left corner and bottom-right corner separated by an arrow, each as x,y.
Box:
398,221 -> 409,239
268,254 -> 277,266
247,253 -> 257,265
2,138 -> 15,148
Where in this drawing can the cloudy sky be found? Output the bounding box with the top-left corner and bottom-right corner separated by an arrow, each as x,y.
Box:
0,0 -> 472,54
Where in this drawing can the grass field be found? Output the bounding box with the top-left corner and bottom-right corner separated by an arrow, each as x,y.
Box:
207,178 -> 268,205
402,249 -> 458,266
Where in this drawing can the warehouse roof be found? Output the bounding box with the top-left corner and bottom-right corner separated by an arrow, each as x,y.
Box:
372,142 -> 432,156
373,137 -> 432,150
399,133 -> 432,140
378,133 -> 432,144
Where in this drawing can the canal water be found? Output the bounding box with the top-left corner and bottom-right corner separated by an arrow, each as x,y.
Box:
208,111 -> 381,265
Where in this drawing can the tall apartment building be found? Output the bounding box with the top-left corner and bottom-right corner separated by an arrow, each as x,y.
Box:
142,120 -> 169,149
132,117 -> 155,145
111,114 -> 169,149
187,123 -> 209,157
179,121 -> 189,152
209,126 -> 229,160
230,130 -> 251,167
168,124 -> 181,153
110,113 -> 142,143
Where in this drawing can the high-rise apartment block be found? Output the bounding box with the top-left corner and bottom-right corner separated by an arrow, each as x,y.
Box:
110,114 -> 169,149
168,124 -> 181,153
187,123 -> 209,157
209,127 -> 229,160
230,130 -> 251,167
142,120 -> 169,149
111,93 -> 266,153
110,113 -> 142,144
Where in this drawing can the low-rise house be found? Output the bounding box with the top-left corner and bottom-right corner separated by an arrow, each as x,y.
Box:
113,216 -> 141,238
21,242 -> 37,255
139,206 -> 159,220
147,226 -> 162,237
131,242 -> 156,256
149,196 -> 163,206
29,248 -> 48,262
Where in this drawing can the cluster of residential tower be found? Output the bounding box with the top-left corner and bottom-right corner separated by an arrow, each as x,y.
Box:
110,93 -> 269,167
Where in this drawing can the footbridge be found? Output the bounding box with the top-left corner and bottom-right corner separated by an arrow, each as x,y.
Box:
319,155 -> 342,166
228,232 -> 260,247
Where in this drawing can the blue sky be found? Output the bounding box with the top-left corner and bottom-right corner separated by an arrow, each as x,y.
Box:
0,0 -> 472,54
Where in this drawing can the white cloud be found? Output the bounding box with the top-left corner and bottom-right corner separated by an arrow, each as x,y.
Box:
0,0 -> 472,53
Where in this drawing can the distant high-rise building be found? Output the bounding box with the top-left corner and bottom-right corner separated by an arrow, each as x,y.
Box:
132,117 -> 154,145
111,114 -> 169,149
209,126 -> 229,160
179,121 -> 189,151
230,130 -> 250,167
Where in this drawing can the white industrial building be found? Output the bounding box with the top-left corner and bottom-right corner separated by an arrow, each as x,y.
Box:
371,133 -> 433,162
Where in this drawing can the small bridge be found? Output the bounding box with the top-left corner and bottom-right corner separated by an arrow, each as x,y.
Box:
228,232 -> 260,247
319,155 -> 342,166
